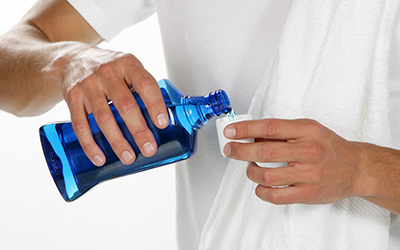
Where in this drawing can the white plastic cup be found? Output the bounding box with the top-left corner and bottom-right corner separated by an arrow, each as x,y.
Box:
216,114 -> 254,157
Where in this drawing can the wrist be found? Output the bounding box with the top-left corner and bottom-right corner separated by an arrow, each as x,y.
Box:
353,142 -> 400,200
43,42 -> 96,90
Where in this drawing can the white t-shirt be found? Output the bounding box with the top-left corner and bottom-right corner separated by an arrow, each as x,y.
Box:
67,0 -> 400,249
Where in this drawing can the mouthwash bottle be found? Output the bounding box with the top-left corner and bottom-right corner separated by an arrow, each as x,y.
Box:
39,79 -> 231,202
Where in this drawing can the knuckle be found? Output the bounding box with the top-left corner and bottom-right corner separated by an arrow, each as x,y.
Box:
65,86 -> 82,103
258,143 -> 277,161
108,137 -> 126,150
130,126 -> 151,139
137,74 -> 156,88
81,141 -> 98,154
79,76 -> 101,92
268,190 -> 285,204
118,97 -> 137,115
262,120 -> 281,136
123,53 -> 142,66
123,56 -> 144,71
255,185 -> 268,201
255,186 -> 285,204
97,61 -> 117,77
261,171 -> 275,186
72,120 -> 87,135
145,99 -> 165,112
95,109 -> 113,126
303,143 -> 324,162
232,144 -> 245,158
302,119 -> 323,135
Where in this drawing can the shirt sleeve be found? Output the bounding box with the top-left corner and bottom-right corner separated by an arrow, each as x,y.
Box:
67,0 -> 156,41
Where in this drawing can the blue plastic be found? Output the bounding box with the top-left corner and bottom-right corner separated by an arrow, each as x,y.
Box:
39,79 -> 231,202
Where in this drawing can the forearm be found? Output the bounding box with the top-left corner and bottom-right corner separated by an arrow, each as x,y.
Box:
0,0 -> 103,116
0,24 -> 105,116
356,142 -> 400,214
0,24 -> 62,116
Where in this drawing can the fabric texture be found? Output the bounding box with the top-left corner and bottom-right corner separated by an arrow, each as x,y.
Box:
199,0 -> 399,249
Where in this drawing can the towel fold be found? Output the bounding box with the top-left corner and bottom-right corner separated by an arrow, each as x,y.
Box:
200,0 -> 400,249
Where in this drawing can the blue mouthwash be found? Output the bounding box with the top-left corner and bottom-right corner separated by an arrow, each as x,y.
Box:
39,79 -> 232,202
226,109 -> 237,121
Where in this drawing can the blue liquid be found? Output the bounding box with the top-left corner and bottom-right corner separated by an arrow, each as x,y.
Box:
39,79 -> 231,202
226,109 -> 237,121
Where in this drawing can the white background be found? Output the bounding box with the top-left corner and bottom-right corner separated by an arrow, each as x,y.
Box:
0,1 -> 177,249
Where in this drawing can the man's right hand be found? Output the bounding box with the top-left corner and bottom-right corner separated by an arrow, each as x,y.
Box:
0,0 -> 169,166
46,46 -> 169,166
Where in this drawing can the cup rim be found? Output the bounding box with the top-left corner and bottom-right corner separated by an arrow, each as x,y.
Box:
216,114 -> 252,123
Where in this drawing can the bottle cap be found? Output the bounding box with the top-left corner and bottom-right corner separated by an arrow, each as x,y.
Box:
215,114 -> 254,157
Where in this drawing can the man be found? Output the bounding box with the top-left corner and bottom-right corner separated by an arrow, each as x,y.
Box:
0,0 -> 399,249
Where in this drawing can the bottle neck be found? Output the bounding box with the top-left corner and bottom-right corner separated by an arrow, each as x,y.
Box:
182,90 -> 231,130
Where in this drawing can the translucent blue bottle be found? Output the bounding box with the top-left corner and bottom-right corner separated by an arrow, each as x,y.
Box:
39,79 -> 231,202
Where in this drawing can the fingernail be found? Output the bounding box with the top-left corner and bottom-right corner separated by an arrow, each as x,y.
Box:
224,143 -> 232,156
224,127 -> 236,138
157,113 -> 169,127
93,155 -> 104,166
121,151 -> 133,163
142,142 -> 155,155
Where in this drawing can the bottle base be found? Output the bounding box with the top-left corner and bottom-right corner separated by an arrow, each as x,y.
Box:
39,124 -> 82,202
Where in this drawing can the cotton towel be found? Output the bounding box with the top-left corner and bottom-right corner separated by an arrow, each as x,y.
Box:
200,0 -> 400,249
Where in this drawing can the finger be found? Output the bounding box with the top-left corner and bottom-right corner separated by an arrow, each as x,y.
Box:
246,162 -> 299,187
89,90 -> 137,165
105,74 -> 157,157
224,118 -> 321,140
68,99 -> 106,167
224,140 -> 304,162
123,56 -> 169,129
255,185 -> 319,205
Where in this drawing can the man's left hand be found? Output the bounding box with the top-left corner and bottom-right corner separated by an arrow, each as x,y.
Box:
223,118 -> 371,205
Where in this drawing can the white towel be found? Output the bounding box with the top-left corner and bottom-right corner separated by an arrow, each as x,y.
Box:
200,0 -> 400,249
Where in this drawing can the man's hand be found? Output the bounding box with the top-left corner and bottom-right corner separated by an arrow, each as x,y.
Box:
222,118 -> 400,214
0,0 -> 169,166
44,46 -> 169,166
